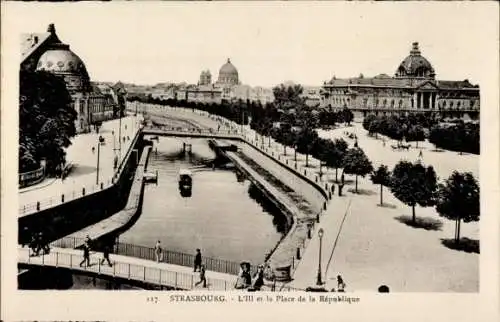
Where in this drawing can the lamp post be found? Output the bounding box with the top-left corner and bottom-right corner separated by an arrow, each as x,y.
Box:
96,135 -> 104,185
316,228 -> 324,286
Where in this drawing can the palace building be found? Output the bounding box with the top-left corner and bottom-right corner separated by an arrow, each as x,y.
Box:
21,24 -> 120,133
320,42 -> 480,120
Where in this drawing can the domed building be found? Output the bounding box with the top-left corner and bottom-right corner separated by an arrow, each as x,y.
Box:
36,43 -> 91,93
21,24 -> 117,133
216,58 -> 239,86
321,42 -> 480,120
395,42 -> 435,79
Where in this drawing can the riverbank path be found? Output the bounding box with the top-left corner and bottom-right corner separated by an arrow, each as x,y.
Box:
19,115 -> 143,217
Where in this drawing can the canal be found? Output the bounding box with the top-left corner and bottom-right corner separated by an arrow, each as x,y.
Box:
117,136 -> 288,265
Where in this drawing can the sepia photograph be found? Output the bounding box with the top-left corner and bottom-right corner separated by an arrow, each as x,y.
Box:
2,1 -> 499,321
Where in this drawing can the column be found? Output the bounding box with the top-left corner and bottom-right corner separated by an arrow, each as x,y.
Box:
427,93 -> 432,109
419,93 -> 423,109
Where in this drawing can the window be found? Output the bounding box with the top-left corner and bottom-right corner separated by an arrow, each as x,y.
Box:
398,100 -> 402,108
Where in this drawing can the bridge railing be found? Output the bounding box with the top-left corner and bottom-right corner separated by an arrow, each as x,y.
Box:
19,247 -> 234,290
51,237 -> 257,276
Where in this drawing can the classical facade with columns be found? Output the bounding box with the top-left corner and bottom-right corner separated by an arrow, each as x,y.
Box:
320,42 -> 480,120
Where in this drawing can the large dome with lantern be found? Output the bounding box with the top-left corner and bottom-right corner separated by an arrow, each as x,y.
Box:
395,42 -> 435,79
36,43 -> 91,92
217,58 -> 239,86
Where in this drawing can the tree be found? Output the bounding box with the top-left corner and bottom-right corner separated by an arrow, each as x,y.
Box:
370,165 -> 391,206
407,125 -> 425,148
294,126 -> 318,167
19,70 -> 77,174
342,107 -> 354,126
326,138 -> 348,182
390,161 -> 437,223
342,147 -> 373,192
436,171 -> 479,242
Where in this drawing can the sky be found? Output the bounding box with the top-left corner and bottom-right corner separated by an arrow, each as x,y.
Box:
2,2 -> 498,87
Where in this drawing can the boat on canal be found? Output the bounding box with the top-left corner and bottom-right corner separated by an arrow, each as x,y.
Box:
178,169 -> 193,195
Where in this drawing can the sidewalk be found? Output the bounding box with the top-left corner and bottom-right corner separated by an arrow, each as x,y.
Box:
19,115 -> 142,216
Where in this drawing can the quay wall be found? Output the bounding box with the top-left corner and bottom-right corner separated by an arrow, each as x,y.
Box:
54,145 -> 152,247
18,130 -> 146,245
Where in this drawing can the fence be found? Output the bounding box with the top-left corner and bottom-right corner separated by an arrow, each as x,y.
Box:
51,236 -> 256,277
19,247 -> 233,290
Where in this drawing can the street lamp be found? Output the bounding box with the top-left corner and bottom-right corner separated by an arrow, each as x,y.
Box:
96,135 -> 104,185
316,228 -> 324,286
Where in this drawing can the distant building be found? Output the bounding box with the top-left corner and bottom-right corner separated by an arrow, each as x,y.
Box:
21,24 -> 116,133
177,58 -> 274,105
216,58 -> 239,86
302,86 -> 322,107
198,70 -> 212,86
320,42 -> 480,120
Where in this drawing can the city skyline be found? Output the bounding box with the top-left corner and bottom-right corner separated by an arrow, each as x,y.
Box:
3,2 -> 497,88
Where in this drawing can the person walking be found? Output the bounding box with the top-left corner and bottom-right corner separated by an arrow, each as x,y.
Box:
100,244 -> 113,267
194,249 -> 202,272
154,240 -> 163,263
252,265 -> 265,291
195,265 -> 207,288
337,275 -> 346,292
79,241 -> 91,267
418,149 -> 423,159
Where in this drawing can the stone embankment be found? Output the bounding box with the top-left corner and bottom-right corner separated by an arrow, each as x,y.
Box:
52,146 -> 152,248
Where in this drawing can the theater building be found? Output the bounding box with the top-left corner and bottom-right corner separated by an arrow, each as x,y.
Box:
21,24 -> 117,133
320,42 -> 480,120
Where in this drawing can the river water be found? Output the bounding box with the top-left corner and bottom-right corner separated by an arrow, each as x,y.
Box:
118,137 -> 287,265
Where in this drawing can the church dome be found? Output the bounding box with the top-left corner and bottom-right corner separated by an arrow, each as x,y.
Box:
36,43 -> 90,92
395,42 -> 435,79
217,58 -> 239,85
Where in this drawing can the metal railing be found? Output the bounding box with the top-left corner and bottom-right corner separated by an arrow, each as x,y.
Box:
19,179 -> 114,216
51,236 -> 256,276
19,247 -> 234,290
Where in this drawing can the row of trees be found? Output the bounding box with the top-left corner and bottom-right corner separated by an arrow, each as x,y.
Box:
363,114 -> 426,146
19,71 -> 77,174
371,162 -> 479,242
362,113 -> 480,154
429,122 -> 479,154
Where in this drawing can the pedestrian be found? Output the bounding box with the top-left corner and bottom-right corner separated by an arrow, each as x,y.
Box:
252,265 -> 265,291
79,241 -> 91,267
100,244 -> 113,267
418,149 -> 423,159
154,240 -> 163,262
195,265 -> 207,288
92,146 -> 95,154
194,249 -> 202,272
337,275 -> 346,292
338,184 -> 344,197
29,233 -> 39,256
39,232 -> 50,255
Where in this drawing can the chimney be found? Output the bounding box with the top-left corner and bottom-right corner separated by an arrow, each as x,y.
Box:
47,23 -> 56,35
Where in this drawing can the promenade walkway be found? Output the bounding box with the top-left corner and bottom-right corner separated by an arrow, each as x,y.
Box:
19,115 -> 143,217
18,246 -> 237,290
